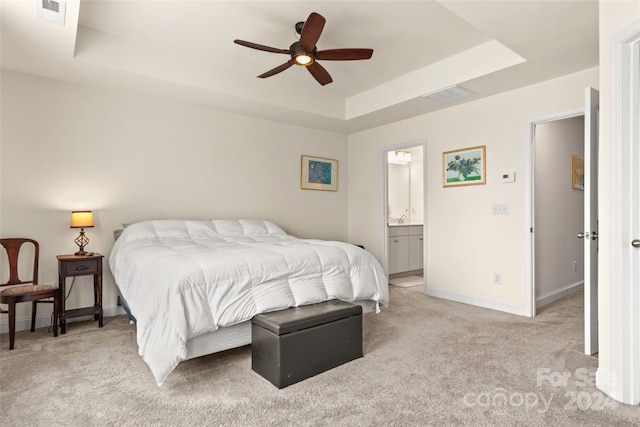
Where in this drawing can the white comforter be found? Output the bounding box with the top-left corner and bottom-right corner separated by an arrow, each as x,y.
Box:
109,219 -> 389,385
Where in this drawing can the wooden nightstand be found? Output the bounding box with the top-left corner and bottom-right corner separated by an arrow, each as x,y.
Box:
57,253 -> 104,334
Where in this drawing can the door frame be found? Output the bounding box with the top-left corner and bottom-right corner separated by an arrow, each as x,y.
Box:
525,108 -> 584,317
584,87 -> 599,356
381,139 -> 427,283
596,18 -> 640,406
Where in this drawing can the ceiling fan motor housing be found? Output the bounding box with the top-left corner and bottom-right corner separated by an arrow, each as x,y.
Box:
290,42 -> 316,66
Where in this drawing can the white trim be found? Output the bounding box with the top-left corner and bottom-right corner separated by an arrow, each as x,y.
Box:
584,87 -> 599,356
425,287 -> 530,317
525,108 -> 584,318
600,18 -> 640,405
0,304 -> 126,334
381,148 -> 390,271
536,281 -> 584,309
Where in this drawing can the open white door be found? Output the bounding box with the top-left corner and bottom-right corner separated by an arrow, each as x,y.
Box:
581,87 -> 599,355
597,19 -> 640,405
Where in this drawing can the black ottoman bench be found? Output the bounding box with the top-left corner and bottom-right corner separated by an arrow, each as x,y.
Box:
251,299 -> 363,388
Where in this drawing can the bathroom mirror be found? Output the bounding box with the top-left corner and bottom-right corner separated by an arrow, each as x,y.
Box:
387,145 -> 423,225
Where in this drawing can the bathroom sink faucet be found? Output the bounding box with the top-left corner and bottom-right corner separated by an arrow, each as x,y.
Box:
399,215 -> 407,224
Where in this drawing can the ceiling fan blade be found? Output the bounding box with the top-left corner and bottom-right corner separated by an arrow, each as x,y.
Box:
258,60 -> 295,78
307,62 -> 333,86
316,48 -> 374,61
234,39 -> 290,55
300,12 -> 326,51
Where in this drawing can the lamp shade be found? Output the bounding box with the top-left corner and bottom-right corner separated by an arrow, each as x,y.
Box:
70,211 -> 94,228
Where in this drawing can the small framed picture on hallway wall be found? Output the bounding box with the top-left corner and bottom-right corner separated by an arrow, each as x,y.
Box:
572,155 -> 584,190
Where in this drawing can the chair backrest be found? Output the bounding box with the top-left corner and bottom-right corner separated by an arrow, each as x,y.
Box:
0,238 -> 39,287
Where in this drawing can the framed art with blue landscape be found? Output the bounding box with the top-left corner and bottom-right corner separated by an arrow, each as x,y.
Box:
442,145 -> 486,187
301,155 -> 338,191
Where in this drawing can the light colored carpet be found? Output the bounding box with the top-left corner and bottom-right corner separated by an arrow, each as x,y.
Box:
389,275 -> 423,288
1,287 -> 638,426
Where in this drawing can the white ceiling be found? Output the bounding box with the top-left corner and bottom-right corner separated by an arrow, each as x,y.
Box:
1,0 -> 599,133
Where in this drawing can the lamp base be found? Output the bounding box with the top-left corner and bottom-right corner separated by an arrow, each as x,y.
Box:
74,229 -> 90,256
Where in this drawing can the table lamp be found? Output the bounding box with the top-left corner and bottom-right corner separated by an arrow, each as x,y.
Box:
70,210 -> 94,255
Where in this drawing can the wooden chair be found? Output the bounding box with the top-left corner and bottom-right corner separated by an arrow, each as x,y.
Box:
0,238 -> 59,350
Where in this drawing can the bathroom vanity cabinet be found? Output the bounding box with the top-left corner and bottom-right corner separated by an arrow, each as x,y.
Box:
388,225 -> 424,275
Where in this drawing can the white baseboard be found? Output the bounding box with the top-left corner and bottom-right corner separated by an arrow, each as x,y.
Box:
0,304 -> 126,335
424,287 -> 530,317
536,281 -> 583,309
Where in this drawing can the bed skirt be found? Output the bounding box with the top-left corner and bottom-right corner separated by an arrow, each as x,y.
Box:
118,295 -> 377,362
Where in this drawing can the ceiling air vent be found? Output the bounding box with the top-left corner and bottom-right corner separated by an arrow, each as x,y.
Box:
422,85 -> 476,104
37,0 -> 66,25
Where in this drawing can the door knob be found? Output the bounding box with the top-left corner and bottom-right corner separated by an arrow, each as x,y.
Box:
591,231 -> 598,240
633,239 -> 640,248
577,232 -> 589,239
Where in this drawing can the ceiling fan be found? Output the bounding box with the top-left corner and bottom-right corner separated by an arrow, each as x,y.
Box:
234,12 -> 373,86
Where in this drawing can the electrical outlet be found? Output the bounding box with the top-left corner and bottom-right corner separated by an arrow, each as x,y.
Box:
493,272 -> 502,285
573,261 -> 578,271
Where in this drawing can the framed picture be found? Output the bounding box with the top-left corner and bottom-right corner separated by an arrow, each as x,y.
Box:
301,155 -> 338,191
572,155 -> 584,190
442,145 -> 486,187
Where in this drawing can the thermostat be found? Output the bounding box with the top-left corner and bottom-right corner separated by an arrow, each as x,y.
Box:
501,172 -> 515,183
37,0 -> 66,26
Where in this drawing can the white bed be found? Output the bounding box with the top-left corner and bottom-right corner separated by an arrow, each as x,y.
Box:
109,219 -> 389,385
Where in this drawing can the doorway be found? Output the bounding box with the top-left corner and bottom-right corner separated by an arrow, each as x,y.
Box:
529,87 -> 600,357
382,140 -> 427,288
532,115 -> 586,309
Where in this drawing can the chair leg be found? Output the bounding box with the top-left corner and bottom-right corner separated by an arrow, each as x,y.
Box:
8,301 -> 15,350
31,301 -> 37,332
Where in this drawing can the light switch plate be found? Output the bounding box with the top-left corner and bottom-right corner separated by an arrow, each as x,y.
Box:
492,203 -> 509,215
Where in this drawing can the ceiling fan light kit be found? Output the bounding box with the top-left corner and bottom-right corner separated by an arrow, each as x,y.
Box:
234,12 -> 373,86
291,42 -> 315,66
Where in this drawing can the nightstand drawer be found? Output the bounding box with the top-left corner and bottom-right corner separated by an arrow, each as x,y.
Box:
63,259 -> 99,276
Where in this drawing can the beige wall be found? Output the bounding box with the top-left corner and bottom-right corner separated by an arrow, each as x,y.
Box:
348,67 -> 598,315
0,70 -> 348,330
